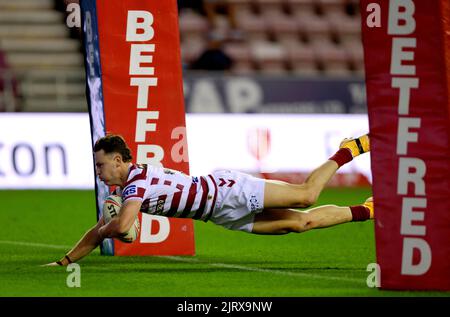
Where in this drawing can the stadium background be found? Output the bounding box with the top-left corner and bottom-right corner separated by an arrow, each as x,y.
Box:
0,0 -> 447,297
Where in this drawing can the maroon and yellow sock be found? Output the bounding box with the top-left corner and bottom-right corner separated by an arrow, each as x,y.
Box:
329,148 -> 353,167
349,205 -> 371,222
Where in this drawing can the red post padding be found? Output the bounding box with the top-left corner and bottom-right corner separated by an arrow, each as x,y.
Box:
361,0 -> 450,290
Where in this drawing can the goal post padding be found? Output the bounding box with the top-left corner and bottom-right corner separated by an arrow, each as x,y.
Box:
361,0 -> 450,290
80,0 -> 195,256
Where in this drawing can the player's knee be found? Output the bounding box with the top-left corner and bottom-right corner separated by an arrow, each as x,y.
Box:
289,215 -> 314,233
296,185 -> 318,208
282,185 -> 315,208
289,223 -> 304,233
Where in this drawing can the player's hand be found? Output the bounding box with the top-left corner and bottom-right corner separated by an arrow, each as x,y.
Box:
41,262 -> 62,267
42,255 -> 74,267
42,261 -> 67,267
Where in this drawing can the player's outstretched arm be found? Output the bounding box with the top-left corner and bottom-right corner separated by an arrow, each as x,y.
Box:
43,217 -> 105,266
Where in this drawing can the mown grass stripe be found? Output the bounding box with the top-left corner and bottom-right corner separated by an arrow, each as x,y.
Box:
0,240 -> 362,284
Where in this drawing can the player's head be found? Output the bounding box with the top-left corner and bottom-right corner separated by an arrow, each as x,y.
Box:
93,134 -> 133,185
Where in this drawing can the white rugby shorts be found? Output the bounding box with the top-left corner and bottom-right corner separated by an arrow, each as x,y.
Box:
208,170 -> 265,232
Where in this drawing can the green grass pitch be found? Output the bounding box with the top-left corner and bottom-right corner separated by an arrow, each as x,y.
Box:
0,188 -> 448,297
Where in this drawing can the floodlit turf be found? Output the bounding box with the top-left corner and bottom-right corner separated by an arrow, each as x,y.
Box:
0,188 -> 448,297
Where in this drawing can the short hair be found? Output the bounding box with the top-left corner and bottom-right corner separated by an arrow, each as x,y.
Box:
94,134 -> 133,162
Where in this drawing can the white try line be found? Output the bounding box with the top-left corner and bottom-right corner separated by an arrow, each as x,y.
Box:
0,240 -> 363,284
0,240 -> 71,250
162,255 -> 362,284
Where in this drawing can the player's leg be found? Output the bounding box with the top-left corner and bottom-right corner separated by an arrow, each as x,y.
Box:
263,160 -> 339,209
263,134 -> 370,209
252,196 -> 374,234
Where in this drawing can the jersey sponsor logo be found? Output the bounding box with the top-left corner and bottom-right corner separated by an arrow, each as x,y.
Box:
249,195 -> 261,212
163,168 -> 176,175
141,196 -> 166,215
123,185 -> 137,198
155,197 -> 166,215
141,199 -> 150,212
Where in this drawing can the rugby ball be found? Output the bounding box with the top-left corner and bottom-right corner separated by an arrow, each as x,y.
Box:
102,195 -> 140,243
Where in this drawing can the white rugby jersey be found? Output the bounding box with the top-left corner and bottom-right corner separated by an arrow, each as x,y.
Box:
115,164 -> 218,221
